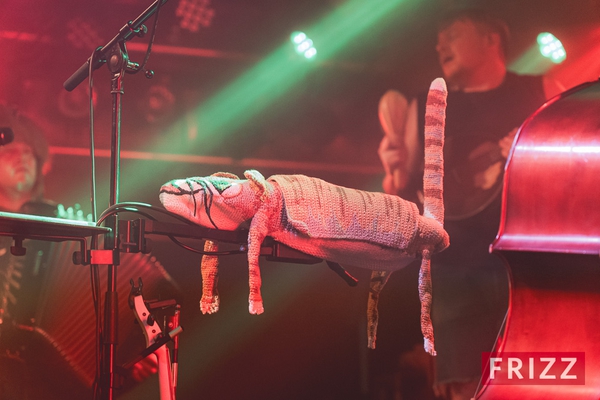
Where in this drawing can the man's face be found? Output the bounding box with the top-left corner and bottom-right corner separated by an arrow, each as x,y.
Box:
436,19 -> 493,84
0,142 -> 37,196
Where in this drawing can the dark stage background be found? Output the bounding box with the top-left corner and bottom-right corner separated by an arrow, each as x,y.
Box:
1,0 -> 598,399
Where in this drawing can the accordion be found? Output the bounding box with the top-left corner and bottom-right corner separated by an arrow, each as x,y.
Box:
0,235 -> 177,389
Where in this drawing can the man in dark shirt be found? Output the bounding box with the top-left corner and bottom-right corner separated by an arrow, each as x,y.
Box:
378,8 -> 563,400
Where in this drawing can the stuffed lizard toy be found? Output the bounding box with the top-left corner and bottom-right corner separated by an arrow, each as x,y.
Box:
159,78 -> 448,355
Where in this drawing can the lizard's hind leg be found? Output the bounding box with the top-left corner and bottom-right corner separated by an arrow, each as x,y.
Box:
367,270 -> 392,349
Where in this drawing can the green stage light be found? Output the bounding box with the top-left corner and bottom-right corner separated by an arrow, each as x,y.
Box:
291,31 -> 317,59
291,31 -> 307,44
150,0 -> 405,155
119,0 -> 406,197
304,47 -> 317,59
537,32 -> 566,63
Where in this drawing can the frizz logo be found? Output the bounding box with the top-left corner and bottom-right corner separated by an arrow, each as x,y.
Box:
482,352 -> 585,385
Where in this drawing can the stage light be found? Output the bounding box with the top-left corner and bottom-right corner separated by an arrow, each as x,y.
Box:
291,31 -> 317,60
136,0 -> 405,163
537,32 -> 566,63
291,31 -> 307,44
176,0 -> 215,32
304,47 -> 317,59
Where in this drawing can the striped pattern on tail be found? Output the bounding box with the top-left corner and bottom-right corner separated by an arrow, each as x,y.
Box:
419,77 -> 447,355
423,77 -> 446,225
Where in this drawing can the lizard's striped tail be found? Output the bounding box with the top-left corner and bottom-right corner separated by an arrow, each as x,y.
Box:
420,77 -> 447,355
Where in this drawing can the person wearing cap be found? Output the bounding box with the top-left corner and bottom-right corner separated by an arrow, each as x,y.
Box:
0,104 -> 61,399
0,104 -> 51,214
0,104 -> 159,399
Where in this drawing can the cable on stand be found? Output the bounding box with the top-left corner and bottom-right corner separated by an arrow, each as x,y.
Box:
63,1 -> 170,399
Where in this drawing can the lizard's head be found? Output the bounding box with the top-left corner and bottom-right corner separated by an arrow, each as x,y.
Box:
159,170 -> 269,230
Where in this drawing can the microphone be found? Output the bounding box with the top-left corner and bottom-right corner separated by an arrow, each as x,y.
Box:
0,127 -> 14,146
63,0 -> 169,91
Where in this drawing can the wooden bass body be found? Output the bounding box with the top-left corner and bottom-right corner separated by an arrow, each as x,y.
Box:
476,80 -> 600,399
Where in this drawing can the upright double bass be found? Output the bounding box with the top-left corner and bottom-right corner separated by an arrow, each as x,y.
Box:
475,79 -> 600,399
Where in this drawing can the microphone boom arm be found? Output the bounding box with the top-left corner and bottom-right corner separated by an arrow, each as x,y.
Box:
63,0 -> 168,91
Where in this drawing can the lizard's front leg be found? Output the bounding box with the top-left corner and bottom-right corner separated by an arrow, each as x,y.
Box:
200,240 -> 220,314
247,211 -> 269,315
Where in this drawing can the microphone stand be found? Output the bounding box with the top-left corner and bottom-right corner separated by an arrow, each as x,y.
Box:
63,1 -> 169,399
102,42 -> 126,400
